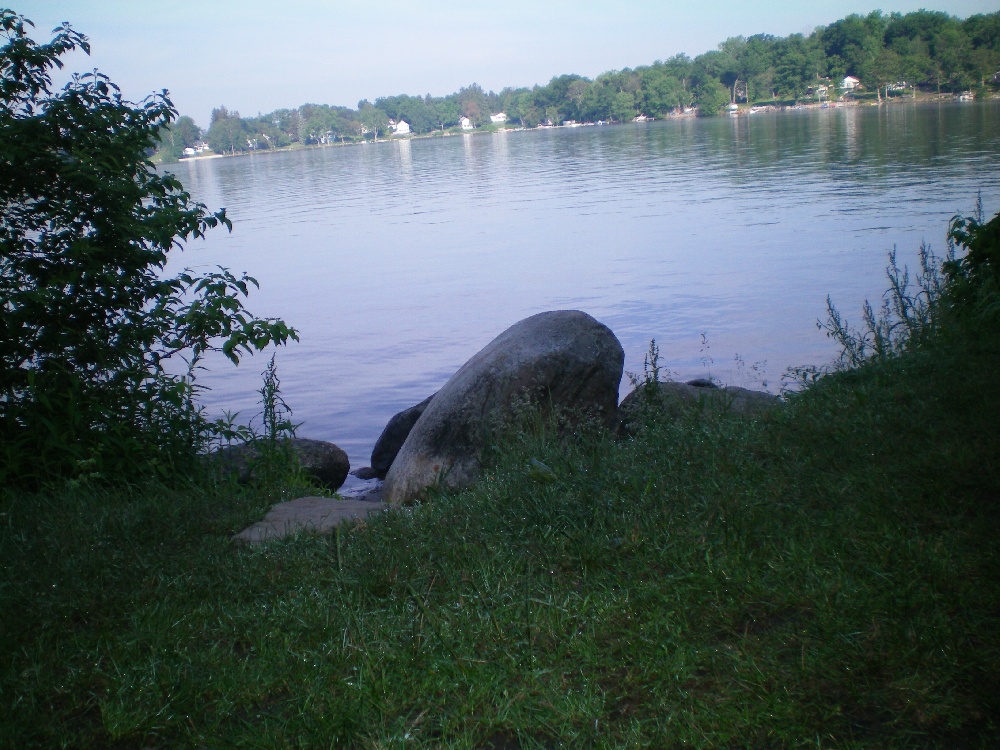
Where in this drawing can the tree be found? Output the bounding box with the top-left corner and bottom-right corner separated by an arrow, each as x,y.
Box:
821,13 -> 885,79
716,37 -> 745,103
740,35 -> 774,104
375,94 -> 436,134
0,12 -> 297,485
157,114 -> 200,162
933,25 -> 974,91
358,101 -> 388,140
771,38 -> 805,100
206,106 -> 246,153
509,89 -> 542,127
273,107 -> 301,142
461,98 -> 483,125
536,74 -> 588,121
458,83 -> 489,126
566,78 -> 590,119
963,11 -> 1000,80
432,97 -> 461,130
865,47 -> 903,101
690,52 -> 733,114
611,90 -> 636,122
695,78 -> 730,116
638,63 -> 687,115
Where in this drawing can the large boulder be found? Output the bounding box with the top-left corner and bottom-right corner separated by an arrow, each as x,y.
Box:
383,310 -> 624,505
212,438 -> 350,491
618,379 -> 780,434
370,393 -> 436,478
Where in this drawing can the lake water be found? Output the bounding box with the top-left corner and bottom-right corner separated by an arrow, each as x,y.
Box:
170,101 -> 1000,476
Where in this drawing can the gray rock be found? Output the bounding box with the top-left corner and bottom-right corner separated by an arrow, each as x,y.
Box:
383,310 -> 624,505
351,466 -> 381,480
718,384 -> 782,413
618,379 -> 780,434
233,495 -> 388,544
685,378 -> 718,388
212,438 -> 350,491
370,393 -> 435,478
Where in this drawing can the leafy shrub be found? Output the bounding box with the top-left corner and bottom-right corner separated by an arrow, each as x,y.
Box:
945,195 -> 1000,320
0,12 -> 296,485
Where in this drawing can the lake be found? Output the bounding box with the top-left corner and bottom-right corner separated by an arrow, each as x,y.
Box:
170,101 -> 1000,476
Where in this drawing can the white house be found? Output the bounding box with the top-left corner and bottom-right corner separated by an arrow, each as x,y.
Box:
460,116 -> 474,130
393,119 -> 411,135
489,112 -> 507,124
841,75 -> 861,90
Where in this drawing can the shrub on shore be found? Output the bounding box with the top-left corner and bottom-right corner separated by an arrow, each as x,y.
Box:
0,12 -> 296,487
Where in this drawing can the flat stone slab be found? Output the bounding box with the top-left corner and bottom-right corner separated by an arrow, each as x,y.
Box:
233,494 -> 388,544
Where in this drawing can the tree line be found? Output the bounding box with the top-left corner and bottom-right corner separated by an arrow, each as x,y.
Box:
159,9 -> 999,160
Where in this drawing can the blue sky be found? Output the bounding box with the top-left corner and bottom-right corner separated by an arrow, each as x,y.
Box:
18,1 -> 999,126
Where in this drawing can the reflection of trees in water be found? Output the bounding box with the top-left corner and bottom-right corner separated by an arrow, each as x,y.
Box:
650,103 -> 998,188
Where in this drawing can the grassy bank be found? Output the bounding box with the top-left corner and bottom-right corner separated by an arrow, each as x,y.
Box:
3,268 -> 999,748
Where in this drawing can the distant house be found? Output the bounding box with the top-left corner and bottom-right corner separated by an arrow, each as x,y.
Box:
841,75 -> 861,90
460,116 -> 474,130
393,119 -> 411,135
490,112 -> 507,124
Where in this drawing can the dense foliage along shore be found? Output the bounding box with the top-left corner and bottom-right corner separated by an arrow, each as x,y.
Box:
158,8 -> 1000,160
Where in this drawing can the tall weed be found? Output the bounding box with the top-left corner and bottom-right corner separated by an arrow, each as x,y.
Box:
249,354 -> 302,487
822,242 -> 948,369
203,355 -> 312,493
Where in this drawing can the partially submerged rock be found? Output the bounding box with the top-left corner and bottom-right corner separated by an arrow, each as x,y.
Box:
383,310 -> 624,505
212,438 -> 350,491
370,393 -> 435,478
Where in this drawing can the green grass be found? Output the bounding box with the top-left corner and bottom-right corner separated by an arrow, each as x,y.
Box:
2,308 -> 999,747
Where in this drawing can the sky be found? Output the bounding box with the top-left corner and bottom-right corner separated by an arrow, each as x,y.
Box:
17,1 -> 999,127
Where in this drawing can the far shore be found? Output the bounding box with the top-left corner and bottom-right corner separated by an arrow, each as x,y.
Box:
169,92 -> 994,165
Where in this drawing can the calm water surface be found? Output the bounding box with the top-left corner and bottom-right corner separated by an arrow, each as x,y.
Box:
170,101 -> 1000,473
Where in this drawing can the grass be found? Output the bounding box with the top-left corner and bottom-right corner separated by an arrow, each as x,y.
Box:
3,278 -> 999,747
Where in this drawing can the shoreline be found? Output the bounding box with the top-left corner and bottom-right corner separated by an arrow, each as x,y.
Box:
170,93 -> 991,165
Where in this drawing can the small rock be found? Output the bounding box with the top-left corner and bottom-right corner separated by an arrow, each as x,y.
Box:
618,380 -> 779,434
686,378 -> 718,388
211,438 -> 350,491
233,495 -> 388,544
371,393 -> 435,478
